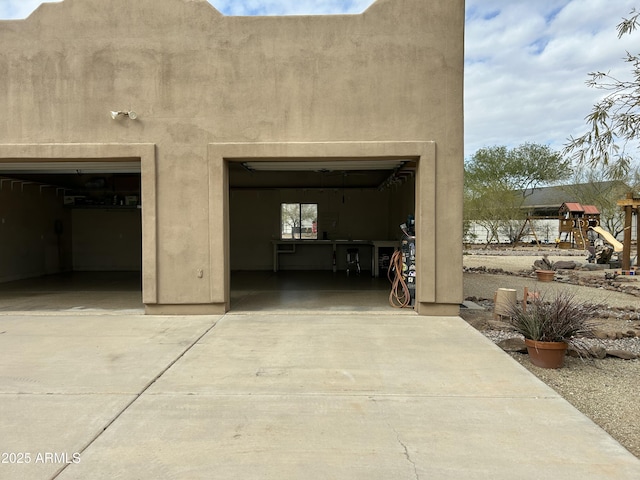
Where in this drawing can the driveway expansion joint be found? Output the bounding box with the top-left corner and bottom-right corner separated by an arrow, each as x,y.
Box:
48,319 -> 221,479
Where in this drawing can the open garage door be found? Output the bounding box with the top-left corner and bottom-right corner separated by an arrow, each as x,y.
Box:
0,160 -> 143,312
226,157 -> 417,312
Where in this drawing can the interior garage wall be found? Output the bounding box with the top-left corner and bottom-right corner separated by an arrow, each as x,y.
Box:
388,181 -> 416,236
229,187 -> 396,270
0,180 -> 71,282
71,209 -> 142,271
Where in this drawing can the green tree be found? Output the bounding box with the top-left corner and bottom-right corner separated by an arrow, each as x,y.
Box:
564,8 -> 640,178
466,143 -> 571,196
465,143 -> 572,243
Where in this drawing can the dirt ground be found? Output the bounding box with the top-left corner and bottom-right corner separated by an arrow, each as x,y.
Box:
462,248 -> 640,337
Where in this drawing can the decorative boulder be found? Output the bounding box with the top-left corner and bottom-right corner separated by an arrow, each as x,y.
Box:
606,350 -> 638,360
553,261 -> 577,270
497,338 -> 527,353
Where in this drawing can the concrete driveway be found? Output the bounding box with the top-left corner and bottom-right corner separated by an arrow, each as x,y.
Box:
1,312 -> 639,479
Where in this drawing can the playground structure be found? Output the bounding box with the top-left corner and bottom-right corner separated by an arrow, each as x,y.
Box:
558,202 -> 601,250
557,197 -> 638,270
514,198 -> 636,269
512,204 -> 599,249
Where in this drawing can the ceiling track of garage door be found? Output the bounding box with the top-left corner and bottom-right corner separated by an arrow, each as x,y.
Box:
0,177 -> 67,194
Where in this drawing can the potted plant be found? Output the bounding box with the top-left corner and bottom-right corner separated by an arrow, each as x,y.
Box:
506,290 -> 601,368
533,254 -> 555,282
535,269 -> 555,282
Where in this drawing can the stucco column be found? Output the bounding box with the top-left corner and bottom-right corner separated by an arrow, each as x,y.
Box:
208,145 -> 230,313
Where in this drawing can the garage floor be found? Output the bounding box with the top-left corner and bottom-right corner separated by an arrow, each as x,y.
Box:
0,270 -> 412,314
230,270 -> 414,313
0,272 -> 144,314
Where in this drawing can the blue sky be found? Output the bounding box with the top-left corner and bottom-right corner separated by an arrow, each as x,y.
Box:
1,0 -> 638,160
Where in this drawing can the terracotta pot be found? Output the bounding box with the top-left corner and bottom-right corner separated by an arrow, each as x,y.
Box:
535,269 -> 555,282
524,339 -> 568,369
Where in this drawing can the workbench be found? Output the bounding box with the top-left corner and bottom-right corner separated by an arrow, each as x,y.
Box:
272,239 -> 400,277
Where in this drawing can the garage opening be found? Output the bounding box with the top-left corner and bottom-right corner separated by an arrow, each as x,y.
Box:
0,160 -> 143,313
227,157 -> 417,312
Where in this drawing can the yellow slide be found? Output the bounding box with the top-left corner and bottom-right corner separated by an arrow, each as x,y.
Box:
589,226 -> 624,253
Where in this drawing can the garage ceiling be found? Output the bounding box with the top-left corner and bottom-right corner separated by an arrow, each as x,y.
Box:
241,159 -> 407,171
0,161 -> 141,174
230,159 -> 416,189
0,159 -> 414,190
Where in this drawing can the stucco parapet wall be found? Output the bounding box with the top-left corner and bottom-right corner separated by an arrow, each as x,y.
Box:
0,0 -> 463,146
7,0 -> 448,28
0,0 -> 457,60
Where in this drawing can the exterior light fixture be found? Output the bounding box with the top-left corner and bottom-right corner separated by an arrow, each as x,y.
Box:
110,110 -> 138,120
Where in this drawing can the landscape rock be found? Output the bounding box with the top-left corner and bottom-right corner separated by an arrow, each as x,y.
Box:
606,350 -> 638,360
568,345 -> 607,359
488,319 -> 511,330
554,261 -> 578,270
533,256 -> 554,271
497,337 -> 527,353
582,263 -> 606,271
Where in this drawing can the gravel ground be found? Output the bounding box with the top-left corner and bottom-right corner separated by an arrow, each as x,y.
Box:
462,248 -> 640,459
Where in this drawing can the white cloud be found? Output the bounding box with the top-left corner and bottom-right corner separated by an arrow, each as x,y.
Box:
1,0 -> 637,162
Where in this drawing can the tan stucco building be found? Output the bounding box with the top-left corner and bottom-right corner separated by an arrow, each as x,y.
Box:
0,0 -> 464,316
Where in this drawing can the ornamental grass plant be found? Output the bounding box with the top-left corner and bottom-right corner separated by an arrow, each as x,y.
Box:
507,290 -> 602,352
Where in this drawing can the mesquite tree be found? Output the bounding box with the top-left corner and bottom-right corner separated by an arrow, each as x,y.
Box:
564,8 -> 640,179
